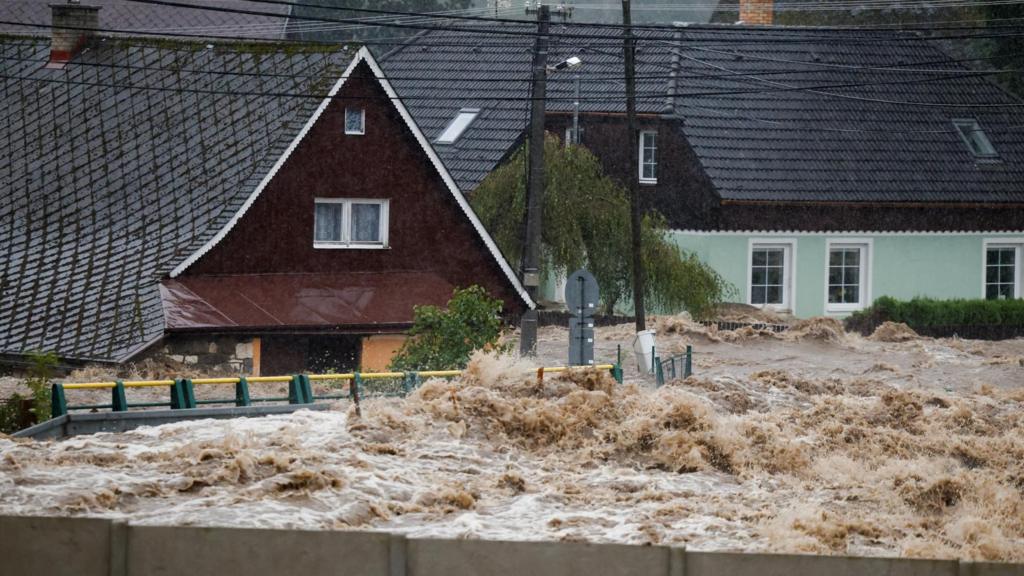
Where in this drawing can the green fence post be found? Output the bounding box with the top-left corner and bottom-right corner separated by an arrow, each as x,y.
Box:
111,380 -> 128,412
170,380 -> 182,409
235,377 -> 251,407
654,358 -> 664,387
610,364 -> 623,385
288,375 -> 306,404
685,345 -> 693,378
50,383 -> 67,418
301,374 -> 313,403
180,379 -> 196,409
402,372 -> 414,396
170,379 -> 186,409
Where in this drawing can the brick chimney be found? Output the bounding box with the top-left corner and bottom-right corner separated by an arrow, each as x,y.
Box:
739,0 -> 773,25
49,1 -> 100,65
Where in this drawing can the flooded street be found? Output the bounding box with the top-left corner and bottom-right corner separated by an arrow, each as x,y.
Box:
1,318 -> 1022,561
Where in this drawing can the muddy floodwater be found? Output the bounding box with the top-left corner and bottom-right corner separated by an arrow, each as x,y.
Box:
1,318 -> 1022,561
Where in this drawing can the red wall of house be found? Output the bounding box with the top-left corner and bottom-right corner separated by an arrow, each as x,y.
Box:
184,60 -> 524,315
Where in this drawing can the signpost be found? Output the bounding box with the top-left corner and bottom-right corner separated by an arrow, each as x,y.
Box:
566,269 -> 599,366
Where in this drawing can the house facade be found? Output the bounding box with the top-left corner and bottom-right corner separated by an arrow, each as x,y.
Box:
0,6 -> 530,373
379,21 -> 1024,318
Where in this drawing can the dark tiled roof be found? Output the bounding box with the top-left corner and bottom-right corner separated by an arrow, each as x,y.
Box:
0,37 -> 349,361
379,24 -> 1024,203
0,0 -> 292,39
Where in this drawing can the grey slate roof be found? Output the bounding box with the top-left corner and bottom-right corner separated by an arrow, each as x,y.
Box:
379,23 -> 1024,203
0,0 -> 292,39
0,36 -> 349,362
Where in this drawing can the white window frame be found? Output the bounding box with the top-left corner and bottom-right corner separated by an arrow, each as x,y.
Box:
747,239 -> 796,312
313,198 -> 389,249
982,238 -> 1024,300
639,130 -> 657,184
344,107 -> 365,135
824,239 -> 872,314
952,118 -> 997,158
435,108 -> 480,144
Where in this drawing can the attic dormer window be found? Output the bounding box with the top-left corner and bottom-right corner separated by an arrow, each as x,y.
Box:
436,108 -> 480,144
953,119 -> 997,158
345,108 -> 365,135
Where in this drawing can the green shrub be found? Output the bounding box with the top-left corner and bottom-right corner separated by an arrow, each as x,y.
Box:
26,351 -> 57,421
0,351 -> 57,434
389,286 -> 510,371
0,394 -> 26,434
846,297 -> 1024,333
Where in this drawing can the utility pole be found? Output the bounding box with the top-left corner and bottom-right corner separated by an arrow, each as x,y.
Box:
622,0 -> 646,332
519,2 -> 551,356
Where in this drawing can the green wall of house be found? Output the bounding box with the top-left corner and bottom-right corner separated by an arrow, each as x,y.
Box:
670,231 -> 1024,318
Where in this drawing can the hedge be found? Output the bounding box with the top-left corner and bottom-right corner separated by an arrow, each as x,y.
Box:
845,296 -> 1024,335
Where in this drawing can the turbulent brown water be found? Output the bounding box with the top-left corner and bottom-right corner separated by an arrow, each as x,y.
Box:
1,344 -> 1023,561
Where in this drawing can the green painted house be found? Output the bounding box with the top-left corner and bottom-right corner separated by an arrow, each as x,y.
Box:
380,23 -> 1024,318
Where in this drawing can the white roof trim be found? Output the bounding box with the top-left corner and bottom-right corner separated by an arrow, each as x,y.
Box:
673,229 -> 1024,236
170,47 -> 533,309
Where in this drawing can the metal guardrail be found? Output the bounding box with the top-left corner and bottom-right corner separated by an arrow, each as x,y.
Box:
654,345 -> 693,387
51,364 -> 623,419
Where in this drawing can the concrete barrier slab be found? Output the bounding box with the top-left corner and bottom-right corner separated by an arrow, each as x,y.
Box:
126,525 -> 392,576
407,538 -> 670,576
959,561 -> 1024,576
687,551 -> 958,576
0,515 -> 112,576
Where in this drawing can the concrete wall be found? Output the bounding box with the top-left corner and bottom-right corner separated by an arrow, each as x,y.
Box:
3,516 -> 1022,576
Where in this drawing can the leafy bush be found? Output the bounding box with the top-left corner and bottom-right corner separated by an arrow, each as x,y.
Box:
25,351 -> 57,422
0,351 -> 58,434
846,296 -> 1024,333
389,286 -> 509,371
471,134 -> 734,319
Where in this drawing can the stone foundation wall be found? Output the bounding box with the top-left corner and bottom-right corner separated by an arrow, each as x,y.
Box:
155,335 -> 256,374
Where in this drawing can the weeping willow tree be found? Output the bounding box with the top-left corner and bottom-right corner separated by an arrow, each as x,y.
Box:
471,134 -> 734,319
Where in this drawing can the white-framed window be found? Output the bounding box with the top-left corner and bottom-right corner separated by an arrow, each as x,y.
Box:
748,239 -> 795,310
825,240 -> 871,313
952,119 -> 997,158
345,108 -> 365,135
983,239 -> 1023,300
639,130 -> 657,183
314,198 -> 388,249
436,108 -> 480,144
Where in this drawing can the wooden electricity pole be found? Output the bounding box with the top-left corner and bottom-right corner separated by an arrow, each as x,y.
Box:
622,0 -> 646,331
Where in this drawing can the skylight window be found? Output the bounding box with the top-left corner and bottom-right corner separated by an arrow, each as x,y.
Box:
953,119 -> 998,158
436,108 -> 480,144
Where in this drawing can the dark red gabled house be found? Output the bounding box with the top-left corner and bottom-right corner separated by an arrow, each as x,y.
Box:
161,47 -> 531,374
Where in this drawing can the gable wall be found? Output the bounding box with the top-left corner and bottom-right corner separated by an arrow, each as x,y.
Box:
547,114 -> 720,230
184,61 -> 523,315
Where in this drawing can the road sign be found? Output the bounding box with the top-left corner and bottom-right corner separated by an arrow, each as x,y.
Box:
566,269 -> 599,366
565,269 -> 599,318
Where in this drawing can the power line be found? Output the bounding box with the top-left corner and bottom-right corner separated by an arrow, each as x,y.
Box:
3,59 -> 1022,108
5,48 -> 1016,85
231,0 -> 1024,34
116,0 -> 1024,43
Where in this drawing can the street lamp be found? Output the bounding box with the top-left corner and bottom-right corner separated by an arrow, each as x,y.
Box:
547,56 -> 584,145
519,48 -> 584,356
